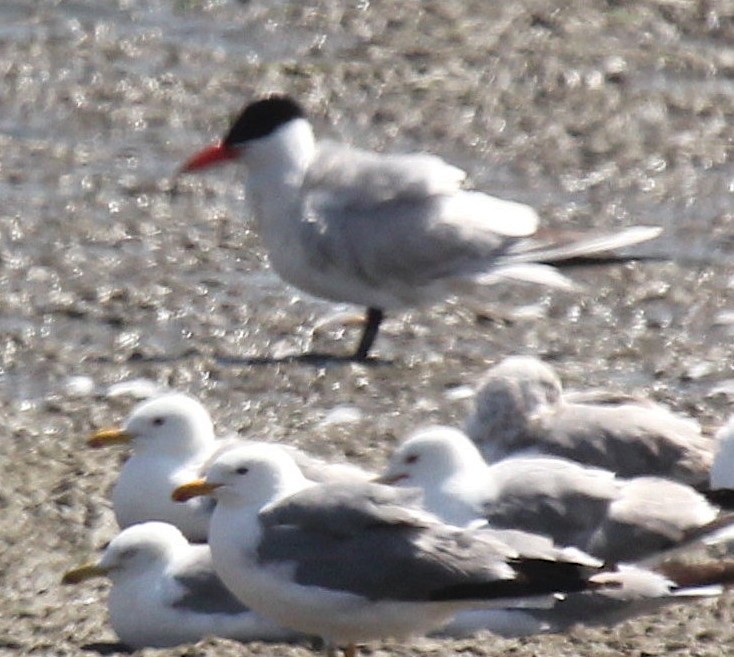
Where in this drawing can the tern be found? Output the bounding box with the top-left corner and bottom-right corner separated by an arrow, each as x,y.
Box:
181,96 -> 662,360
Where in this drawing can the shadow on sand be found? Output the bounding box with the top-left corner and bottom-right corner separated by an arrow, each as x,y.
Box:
215,351 -> 394,367
81,642 -> 133,655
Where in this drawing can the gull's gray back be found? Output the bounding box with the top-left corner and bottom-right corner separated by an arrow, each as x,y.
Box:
255,481 -> 589,603
480,457 -> 619,548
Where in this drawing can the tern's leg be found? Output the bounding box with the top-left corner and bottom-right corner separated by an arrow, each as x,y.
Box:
353,307 -> 383,361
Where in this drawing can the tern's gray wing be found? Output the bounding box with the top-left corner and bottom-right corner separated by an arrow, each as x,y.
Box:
258,483 -> 596,603
307,142 -> 467,205
302,150 -> 659,301
301,146 -> 539,295
170,545 -> 251,615
502,224 -> 663,264
480,458 -> 619,548
301,191 -> 530,293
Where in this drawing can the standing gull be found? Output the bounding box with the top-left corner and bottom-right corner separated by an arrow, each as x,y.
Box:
172,443 -> 607,656
62,522 -> 299,648
89,393 -> 372,541
179,95 -> 662,360
378,426 -> 721,563
465,356 -> 713,487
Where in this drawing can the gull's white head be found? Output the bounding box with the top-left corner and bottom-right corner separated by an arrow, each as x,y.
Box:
380,426 -> 486,488
174,443 -> 309,509
63,522 -> 188,586
101,523 -> 187,580
466,356 -> 563,445
89,393 -> 215,457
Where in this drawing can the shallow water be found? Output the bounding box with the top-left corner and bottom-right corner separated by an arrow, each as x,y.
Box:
1,1 -> 734,656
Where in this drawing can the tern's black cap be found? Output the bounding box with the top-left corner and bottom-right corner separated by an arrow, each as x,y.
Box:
223,96 -> 306,146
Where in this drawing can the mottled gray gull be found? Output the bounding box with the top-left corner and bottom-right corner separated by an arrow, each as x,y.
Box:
465,356 -> 713,487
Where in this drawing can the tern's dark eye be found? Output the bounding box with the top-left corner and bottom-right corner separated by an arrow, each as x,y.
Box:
152,417 -> 165,427
235,467 -> 249,475
404,454 -> 418,465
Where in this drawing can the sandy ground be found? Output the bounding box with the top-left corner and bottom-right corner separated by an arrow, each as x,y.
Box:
1,0 -> 734,655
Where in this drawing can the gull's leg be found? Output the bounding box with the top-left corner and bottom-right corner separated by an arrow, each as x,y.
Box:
353,307 -> 384,361
344,643 -> 357,657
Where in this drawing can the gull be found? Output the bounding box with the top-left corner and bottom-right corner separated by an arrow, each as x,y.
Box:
705,415 -> 734,507
88,392 -> 373,541
61,522 -> 299,649
88,393 -> 219,541
179,95 -> 662,360
171,443 -> 609,656
465,356 -> 713,487
378,426 -> 722,563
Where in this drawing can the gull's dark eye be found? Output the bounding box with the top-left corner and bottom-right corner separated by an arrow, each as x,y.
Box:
404,454 -> 418,465
235,466 -> 249,475
120,548 -> 137,559
152,417 -> 165,427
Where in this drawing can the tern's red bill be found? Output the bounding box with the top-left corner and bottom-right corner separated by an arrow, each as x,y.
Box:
181,143 -> 239,173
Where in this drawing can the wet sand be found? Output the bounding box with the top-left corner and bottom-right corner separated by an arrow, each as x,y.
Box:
1,1 -> 733,655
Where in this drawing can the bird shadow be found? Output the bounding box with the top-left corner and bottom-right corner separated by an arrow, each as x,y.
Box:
80,641 -> 133,655
215,352 -> 394,367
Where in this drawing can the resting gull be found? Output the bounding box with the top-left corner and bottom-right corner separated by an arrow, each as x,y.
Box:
88,393 -> 219,541
171,443 -> 609,656
465,356 -> 713,487
378,426 -> 722,563
441,555 -> 734,638
705,415 -> 734,507
62,522 -> 299,648
88,393 -> 372,541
